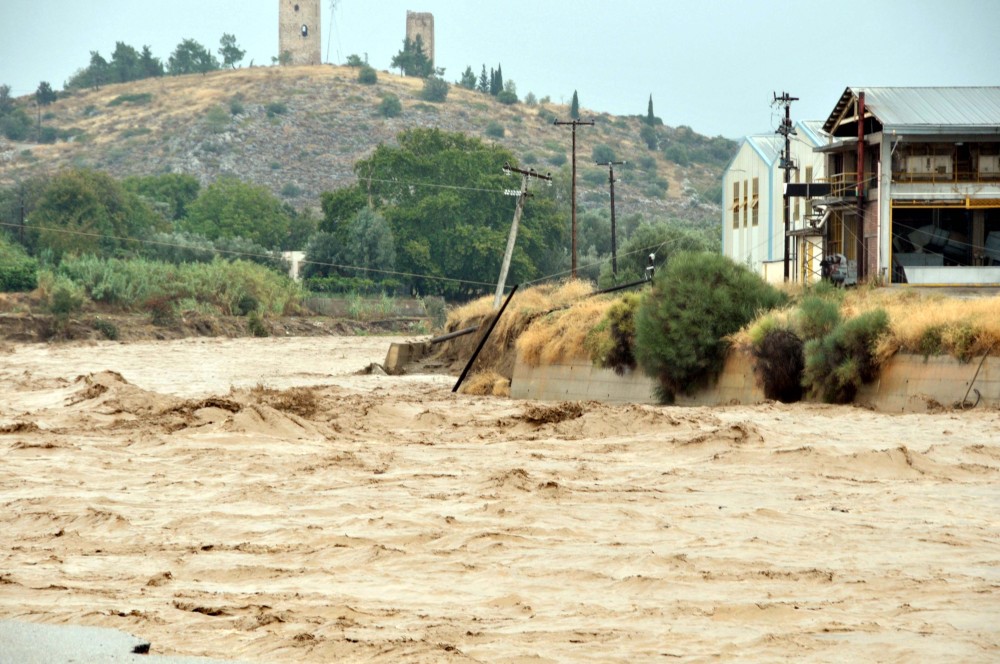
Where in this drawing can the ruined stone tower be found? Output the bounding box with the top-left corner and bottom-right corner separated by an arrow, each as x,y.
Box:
405,11 -> 435,66
279,0 -> 321,65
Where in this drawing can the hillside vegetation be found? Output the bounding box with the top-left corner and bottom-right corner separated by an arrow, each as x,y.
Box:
0,65 -> 730,224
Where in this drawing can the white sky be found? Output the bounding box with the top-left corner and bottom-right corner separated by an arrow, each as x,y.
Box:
1,0 -> 998,138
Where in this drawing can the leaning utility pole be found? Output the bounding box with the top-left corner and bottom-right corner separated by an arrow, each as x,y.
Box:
597,160 -> 625,278
554,118 -> 594,279
494,162 -> 552,308
773,91 -> 798,282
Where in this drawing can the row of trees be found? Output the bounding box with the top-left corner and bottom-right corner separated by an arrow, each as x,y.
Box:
66,35 -> 246,90
0,169 -> 314,273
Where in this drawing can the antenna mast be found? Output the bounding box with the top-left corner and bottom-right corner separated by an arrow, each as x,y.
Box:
326,0 -> 341,63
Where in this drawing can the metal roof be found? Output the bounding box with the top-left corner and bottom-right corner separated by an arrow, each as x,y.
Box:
824,87 -> 1000,135
745,134 -> 783,165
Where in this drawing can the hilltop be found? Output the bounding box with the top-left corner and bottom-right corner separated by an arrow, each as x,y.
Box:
0,65 -> 729,225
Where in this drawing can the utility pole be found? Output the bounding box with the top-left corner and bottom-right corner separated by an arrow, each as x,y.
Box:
773,91 -> 798,282
597,160 -> 625,278
494,162 -> 552,308
19,186 -> 25,244
554,118 -> 594,279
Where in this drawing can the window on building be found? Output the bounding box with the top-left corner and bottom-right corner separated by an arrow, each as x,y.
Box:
751,177 -> 759,227
742,181 -> 748,227
732,181 -> 740,228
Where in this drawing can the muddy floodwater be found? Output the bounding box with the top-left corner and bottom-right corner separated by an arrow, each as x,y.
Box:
1,337 -> 998,662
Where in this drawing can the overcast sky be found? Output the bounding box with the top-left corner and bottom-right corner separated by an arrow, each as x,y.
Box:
2,0 -> 998,138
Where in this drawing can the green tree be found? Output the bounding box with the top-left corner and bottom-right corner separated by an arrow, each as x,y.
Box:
0,84 -> 13,115
644,94 -> 662,126
35,82 -> 57,106
88,51 -> 110,89
122,173 -> 201,221
640,124 -> 659,150
218,33 -> 246,69
390,36 -> 432,77
570,90 -> 580,119
26,169 -> 165,259
635,252 -> 787,402
320,187 -> 367,233
168,39 -> 219,75
477,65 -> 489,93
110,42 -> 142,82
139,45 -> 164,78
345,54 -> 365,67
596,221 -> 711,288
182,177 -> 291,248
458,66 -> 477,90
344,128 -> 566,297
342,208 -> 395,274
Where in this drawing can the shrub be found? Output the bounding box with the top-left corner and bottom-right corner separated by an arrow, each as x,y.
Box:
497,90 -> 518,105
586,293 -> 640,375
247,310 -> 269,337
205,104 -> 230,133
49,281 -> 85,317
420,76 -> 449,102
795,293 -> 842,340
92,318 -> 120,340
802,309 -> 890,403
358,66 -> 377,84
266,101 -> 288,117
0,241 -> 38,292
484,121 -> 504,138
750,321 -> 805,402
146,294 -> 177,326
378,94 -> 402,118
635,252 -> 787,403
592,144 -> 616,163
108,93 -> 153,107
229,96 -> 245,115
547,152 -> 567,167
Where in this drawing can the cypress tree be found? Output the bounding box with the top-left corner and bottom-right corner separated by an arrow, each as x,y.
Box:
478,64 -> 489,93
570,90 -> 580,119
495,64 -> 503,96
646,94 -> 655,125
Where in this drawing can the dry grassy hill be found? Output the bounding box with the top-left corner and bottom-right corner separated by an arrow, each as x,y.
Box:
0,65 -> 726,224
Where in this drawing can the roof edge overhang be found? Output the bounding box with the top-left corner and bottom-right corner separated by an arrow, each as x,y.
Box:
883,125 -> 1000,138
814,137 -> 859,153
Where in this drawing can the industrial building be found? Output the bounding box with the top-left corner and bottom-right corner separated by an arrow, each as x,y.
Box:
725,87 -> 1000,286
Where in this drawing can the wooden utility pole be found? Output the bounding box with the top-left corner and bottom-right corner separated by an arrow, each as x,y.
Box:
597,160 -> 625,278
774,91 -> 798,282
555,118 -> 594,279
494,162 -> 552,308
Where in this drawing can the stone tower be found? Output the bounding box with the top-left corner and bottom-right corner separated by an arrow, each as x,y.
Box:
405,11 -> 435,65
279,0 -> 321,65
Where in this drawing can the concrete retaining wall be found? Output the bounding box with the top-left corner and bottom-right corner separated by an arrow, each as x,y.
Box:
511,351 -> 1000,412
